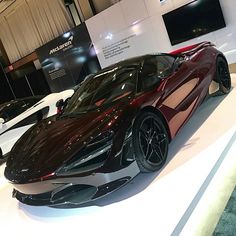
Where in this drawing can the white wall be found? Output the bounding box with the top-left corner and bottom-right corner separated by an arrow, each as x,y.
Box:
85,0 -> 236,68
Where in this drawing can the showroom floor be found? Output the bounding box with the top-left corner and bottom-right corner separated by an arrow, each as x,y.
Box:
213,186 -> 236,235
0,76 -> 236,236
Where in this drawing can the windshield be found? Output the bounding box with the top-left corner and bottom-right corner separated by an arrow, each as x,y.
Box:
64,66 -> 137,114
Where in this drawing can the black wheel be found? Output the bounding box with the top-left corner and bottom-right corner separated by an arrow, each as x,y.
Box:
132,112 -> 168,172
214,57 -> 231,96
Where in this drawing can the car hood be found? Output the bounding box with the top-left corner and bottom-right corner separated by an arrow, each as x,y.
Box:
5,103 -> 124,184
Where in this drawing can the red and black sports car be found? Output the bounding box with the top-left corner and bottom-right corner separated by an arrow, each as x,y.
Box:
4,42 -> 231,207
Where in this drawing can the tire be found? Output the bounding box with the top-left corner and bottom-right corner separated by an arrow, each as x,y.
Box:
213,57 -> 231,96
132,111 -> 168,172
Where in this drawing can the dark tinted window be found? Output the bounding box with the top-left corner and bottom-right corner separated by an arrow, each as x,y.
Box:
156,56 -> 175,77
0,97 -> 42,123
140,55 -> 175,91
140,57 -> 160,91
10,106 -> 49,129
64,66 -> 137,114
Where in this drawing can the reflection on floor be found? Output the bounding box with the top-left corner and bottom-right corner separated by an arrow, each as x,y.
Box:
0,76 -> 235,236
213,186 -> 236,235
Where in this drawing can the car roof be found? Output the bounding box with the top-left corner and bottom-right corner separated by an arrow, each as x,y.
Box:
96,53 -> 173,75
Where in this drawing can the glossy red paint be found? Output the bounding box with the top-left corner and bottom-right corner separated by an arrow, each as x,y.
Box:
170,41 -> 215,55
4,42 -> 230,206
158,45 -> 218,137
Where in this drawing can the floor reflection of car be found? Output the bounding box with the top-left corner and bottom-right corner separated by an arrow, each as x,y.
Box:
0,89 -> 74,159
4,42 -> 232,207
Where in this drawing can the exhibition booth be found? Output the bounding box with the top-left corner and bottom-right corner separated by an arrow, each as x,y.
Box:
0,0 -> 236,235
0,77 -> 235,235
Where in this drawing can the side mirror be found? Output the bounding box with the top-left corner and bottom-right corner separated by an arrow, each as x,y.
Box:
56,99 -> 64,114
0,118 -> 5,129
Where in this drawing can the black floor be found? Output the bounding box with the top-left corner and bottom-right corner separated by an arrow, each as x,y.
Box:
213,186 -> 236,236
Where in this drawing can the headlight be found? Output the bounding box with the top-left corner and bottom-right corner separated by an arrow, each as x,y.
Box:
56,130 -> 114,175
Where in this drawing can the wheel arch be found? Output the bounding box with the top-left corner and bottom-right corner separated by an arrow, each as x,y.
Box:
210,52 -> 231,95
137,106 -> 171,142
218,52 -> 231,87
217,53 -> 228,63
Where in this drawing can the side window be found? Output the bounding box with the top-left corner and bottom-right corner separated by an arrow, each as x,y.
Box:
11,107 -> 49,129
0,101 -> 26,122
0,98 -> 42,123
140,57 -> 160,91
24,98 -> 42,108
156,55 -> 175,78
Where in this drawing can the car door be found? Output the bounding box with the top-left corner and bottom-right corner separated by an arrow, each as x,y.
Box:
158,54 -> 203,137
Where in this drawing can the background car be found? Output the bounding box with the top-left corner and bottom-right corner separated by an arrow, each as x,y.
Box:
0,89 -> 74,160
4,42 -> 231,207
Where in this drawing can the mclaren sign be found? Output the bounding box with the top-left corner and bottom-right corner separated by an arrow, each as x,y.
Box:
49,36 -> 74,55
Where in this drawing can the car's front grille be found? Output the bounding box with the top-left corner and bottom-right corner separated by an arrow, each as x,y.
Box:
14,184 -> 97,206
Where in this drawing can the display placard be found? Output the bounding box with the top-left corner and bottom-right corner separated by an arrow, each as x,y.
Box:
36,23 -> 101,92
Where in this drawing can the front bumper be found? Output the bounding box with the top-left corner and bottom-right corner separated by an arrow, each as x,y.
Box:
12,161 -> 140,206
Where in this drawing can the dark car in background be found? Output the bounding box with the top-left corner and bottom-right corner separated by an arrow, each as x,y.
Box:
0,97 -> 42,159
0,97 -> 43,123
0,90 -> 74,160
